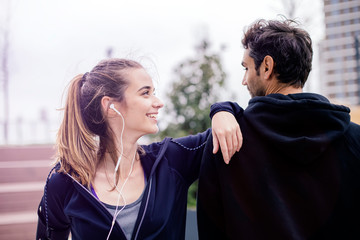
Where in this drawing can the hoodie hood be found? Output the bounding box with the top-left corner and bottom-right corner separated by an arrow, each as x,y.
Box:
244,93 -> 351,164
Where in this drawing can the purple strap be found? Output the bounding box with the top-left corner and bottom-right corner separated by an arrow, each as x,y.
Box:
90,184 -> 100,200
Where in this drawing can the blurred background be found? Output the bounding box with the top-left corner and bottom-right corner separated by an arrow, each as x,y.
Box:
0,0 -> 359,239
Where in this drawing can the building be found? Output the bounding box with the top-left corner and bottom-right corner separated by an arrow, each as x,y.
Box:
350,105 -> 360,123
319,0 -> 360,106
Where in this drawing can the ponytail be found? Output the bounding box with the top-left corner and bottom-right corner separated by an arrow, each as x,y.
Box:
56,74 -> 97,188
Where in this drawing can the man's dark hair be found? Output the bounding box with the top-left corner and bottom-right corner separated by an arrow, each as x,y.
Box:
242,19 -> 313,88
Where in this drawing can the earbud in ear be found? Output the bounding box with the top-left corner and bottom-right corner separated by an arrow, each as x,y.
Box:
109,103 -> 123,118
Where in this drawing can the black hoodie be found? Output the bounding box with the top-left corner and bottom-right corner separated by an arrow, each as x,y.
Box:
197,93 -> 360,240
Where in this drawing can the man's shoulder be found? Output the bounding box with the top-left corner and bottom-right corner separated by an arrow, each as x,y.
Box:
346,121 -> 360,138
344,122 -> 360,159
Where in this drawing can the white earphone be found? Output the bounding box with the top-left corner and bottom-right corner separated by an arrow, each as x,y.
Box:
106,103 -> 130,240
109,103 -> 123,117
109,103 -> 125,173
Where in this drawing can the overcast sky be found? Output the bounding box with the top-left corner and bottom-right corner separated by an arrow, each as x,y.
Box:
0,0 -> 324,144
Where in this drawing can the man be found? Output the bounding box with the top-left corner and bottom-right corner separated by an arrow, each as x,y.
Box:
197,19 -> 360,240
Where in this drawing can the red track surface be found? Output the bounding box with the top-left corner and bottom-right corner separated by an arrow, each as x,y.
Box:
0,145 -> 55,240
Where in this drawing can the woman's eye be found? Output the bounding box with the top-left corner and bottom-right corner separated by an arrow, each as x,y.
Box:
142,91 -> 150,95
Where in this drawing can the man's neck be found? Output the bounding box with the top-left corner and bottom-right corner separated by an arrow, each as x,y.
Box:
265,82 -> 302,96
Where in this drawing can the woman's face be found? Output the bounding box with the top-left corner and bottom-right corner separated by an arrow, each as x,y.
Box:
115,68 -> 164,137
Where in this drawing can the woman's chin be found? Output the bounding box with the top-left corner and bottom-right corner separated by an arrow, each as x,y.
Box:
144,126 -> 159,135
152,127 -> 159,134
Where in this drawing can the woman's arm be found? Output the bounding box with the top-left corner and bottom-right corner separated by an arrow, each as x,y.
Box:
37,197 -> 71,240
36,172 -> 71,239
160,102 -> 241,184
166,109 -> 241,184
210,101 -> 244,118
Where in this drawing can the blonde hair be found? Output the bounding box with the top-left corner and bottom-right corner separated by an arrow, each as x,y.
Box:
56,59 -> 143,188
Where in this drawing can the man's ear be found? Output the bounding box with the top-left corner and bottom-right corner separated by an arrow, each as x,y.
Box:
263,55 -> 275,80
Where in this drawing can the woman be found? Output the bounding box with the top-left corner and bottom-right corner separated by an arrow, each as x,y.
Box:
36,58 -> 241,240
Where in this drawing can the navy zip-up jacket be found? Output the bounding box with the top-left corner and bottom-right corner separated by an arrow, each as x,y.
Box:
197,93 -> 360,240
37,129 -> 210,240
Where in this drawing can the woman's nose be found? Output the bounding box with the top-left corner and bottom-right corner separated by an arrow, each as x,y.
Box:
153,96 -> 164,109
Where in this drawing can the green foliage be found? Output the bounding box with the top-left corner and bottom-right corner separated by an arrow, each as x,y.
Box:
157,38 -> 228,208
159,39 -> 227,139
187,180 -> 198,209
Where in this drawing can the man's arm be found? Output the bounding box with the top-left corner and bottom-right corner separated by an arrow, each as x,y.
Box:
197,133 -> 227,239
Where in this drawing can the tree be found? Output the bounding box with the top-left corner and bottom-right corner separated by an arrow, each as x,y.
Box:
158,38 -> 228,208
159,39 -> 227,139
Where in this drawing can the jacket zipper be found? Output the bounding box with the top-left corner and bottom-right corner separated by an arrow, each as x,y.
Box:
133,138 -> 171,239
133,177 -> 152,239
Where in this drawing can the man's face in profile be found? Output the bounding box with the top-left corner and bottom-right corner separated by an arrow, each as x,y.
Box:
241,49 -> 266,97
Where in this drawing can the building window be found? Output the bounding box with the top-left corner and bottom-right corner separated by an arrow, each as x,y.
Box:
349,6 -> 360,14
348,91 -> 357,97
344,43 -> 353,49
327,33 -> 342,39
342,8 -> 350,14
349,79 -> 357,85
345,68 -> 355,73
344,20 -> 351,25
330,9 -> 341,16
336,92 -> 345,98
329,56 -> 343,62
328,69 -> 344,74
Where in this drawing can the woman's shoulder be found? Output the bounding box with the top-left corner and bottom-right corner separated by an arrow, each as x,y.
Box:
142,130 -> 211,157
142,137 -> 172,155
45,166 -> 74,195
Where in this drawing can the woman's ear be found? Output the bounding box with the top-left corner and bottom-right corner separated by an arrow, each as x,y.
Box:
263,55 -> 275,80
101,96 -> 112,116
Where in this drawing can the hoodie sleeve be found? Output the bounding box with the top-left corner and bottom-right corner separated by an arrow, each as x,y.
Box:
197,133 -> 227,239
166,128 -> 211,186
36,172 -> 71,240
210,101 -> 244,119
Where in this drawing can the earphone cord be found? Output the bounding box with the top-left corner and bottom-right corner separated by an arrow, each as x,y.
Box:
106,106 -> 137,240
106,149 -> 136,240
